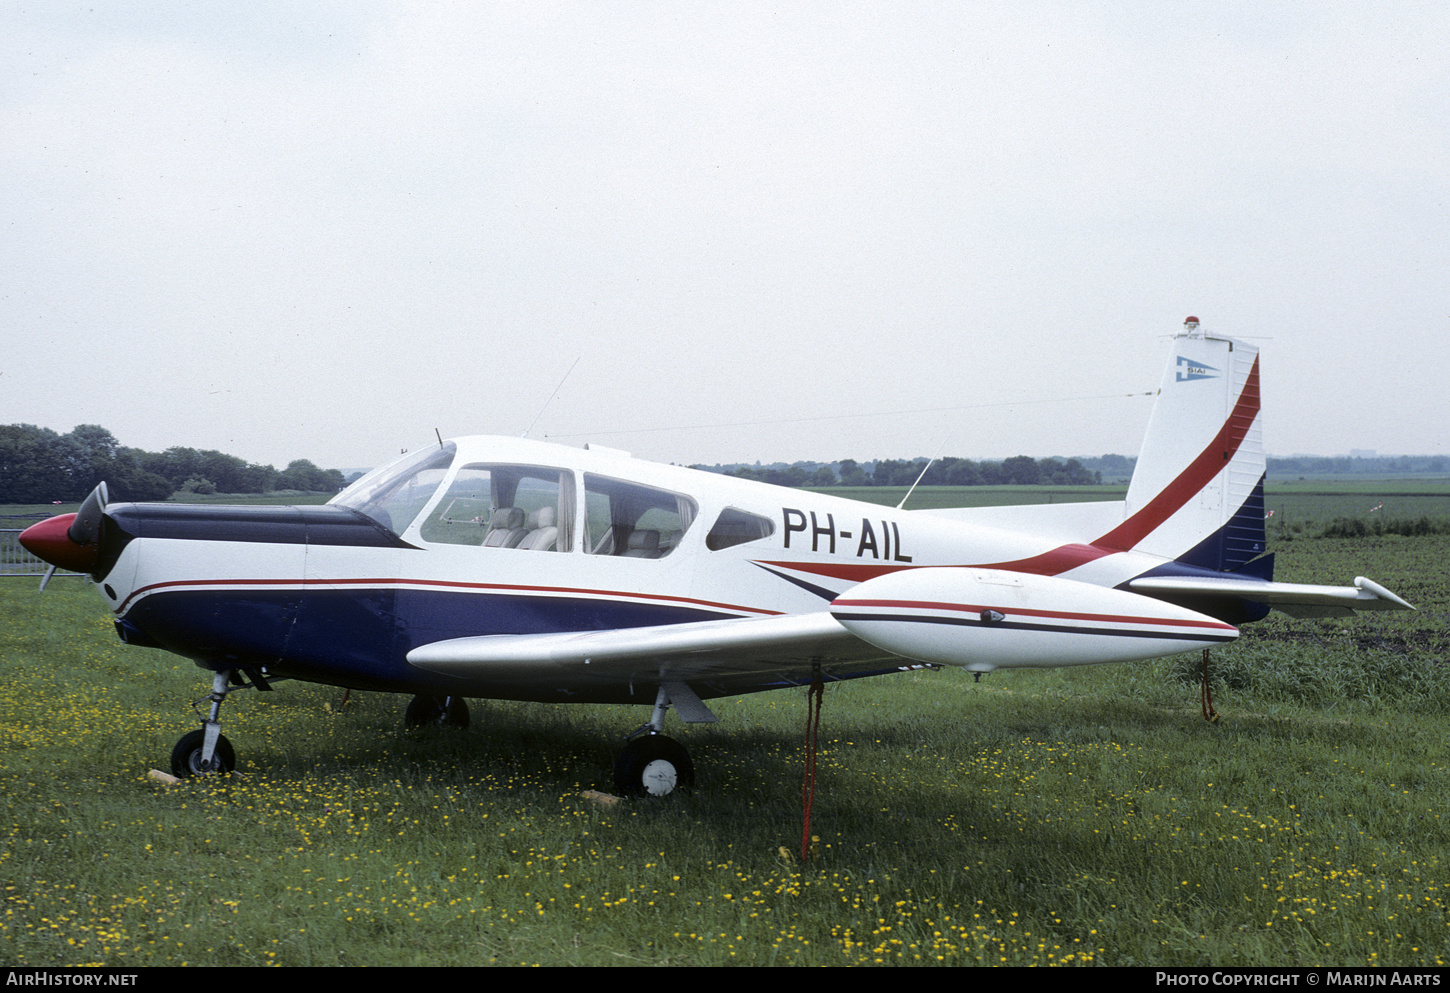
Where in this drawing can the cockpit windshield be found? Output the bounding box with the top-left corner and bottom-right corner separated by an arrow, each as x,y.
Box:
330,444 -> 456,535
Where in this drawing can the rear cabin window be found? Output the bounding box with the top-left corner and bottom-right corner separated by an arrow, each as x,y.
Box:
583,474 -> 697,558
419,464 -> 574,551
706,508 -> 775,550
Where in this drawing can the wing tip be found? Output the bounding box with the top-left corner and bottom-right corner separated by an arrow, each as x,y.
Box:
1354,576 -> 1416,611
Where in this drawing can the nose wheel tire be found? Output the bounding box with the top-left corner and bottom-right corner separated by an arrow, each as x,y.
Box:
614,735 -> 693,797
404,694 -> 471,729
171,729 -> 236,777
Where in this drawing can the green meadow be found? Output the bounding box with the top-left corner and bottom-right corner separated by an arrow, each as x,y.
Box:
1,485 -> 1448,966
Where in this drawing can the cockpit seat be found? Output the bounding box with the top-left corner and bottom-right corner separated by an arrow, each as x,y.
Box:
621,529 -> 661,558
518,506 -> 559,551
482,507 -> 528,548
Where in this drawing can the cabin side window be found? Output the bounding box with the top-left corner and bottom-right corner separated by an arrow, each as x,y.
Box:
705,508 -> 775,550
418,464 -> 574,551
583,474 -> 697,558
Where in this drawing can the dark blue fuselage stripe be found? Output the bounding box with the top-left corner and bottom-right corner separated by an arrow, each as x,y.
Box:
123,587 -> 739,689
752,562 -> 840,601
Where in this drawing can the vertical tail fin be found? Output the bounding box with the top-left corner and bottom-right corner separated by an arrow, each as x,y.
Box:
1117,318 -> 1267,572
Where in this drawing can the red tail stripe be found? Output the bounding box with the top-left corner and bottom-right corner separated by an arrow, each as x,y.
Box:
976,354 -> 1261,575
1095,354 -> 1260,552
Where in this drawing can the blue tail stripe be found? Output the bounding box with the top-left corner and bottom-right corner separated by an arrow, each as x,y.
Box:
1173,473 -> 1267,573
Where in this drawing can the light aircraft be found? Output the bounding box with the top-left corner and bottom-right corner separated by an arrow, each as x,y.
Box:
20,318 -> 1413,796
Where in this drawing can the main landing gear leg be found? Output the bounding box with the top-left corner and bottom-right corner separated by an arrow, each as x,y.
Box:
171,670 -> 237,777
612,685 -> 696,798
404,694 -> 470,729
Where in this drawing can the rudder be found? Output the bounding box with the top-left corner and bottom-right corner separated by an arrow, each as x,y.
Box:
1116,318 -> 1267,571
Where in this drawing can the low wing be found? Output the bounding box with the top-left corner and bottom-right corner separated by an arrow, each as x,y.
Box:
1129,575 -> 1415,618
405,611 -> 907,700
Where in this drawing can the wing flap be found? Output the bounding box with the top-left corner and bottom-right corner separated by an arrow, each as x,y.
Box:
1129,575 -> 1414,618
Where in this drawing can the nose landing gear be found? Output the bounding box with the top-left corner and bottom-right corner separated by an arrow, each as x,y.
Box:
171,727 -> 235,777
169,667 -> 273,778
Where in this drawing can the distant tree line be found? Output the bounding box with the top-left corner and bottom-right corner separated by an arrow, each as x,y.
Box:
709,454 -> 1104,488
0,423 -> 347,504
698,451 -> 1450,489
1267,455 -> 1450,477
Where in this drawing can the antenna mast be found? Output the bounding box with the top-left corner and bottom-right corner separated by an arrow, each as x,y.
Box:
522,356 -> 582,439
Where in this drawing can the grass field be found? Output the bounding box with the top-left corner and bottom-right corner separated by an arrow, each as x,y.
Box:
2,487 -> 1448,966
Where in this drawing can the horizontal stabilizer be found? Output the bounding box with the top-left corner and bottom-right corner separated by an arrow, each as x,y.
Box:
1129,575 -> 1415,618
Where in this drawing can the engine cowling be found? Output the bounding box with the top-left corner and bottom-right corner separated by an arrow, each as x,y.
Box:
830,567 -> 1237,671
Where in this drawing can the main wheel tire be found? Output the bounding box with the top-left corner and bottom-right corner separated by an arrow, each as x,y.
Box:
404,694 -> 470,729
614,735 -> 693,797
170,729 -> 236,777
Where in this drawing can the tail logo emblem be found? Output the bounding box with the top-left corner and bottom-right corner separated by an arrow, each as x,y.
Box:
1176,356 -> 1220,382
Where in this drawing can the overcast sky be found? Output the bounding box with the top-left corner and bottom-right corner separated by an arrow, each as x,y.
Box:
4,1 -> 1446,472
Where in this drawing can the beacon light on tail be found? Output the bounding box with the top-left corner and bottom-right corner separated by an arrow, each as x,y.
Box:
830,567 -> 1238,672
16,318 -> 1413,799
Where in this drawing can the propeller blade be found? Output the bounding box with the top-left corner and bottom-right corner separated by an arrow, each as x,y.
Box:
38,563 -> 57,592
67,481 -> 109,547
